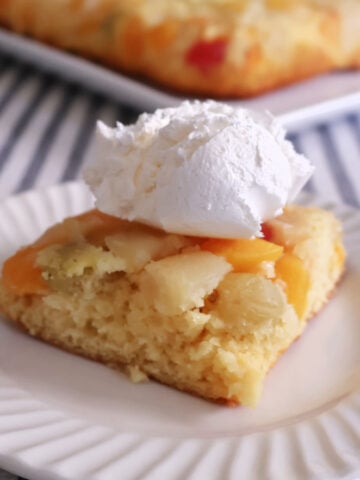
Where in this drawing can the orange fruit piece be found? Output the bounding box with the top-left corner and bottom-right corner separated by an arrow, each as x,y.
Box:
275,252 -> 310,319
2,246 -> 48,295
2,209 -> 126,295
201,238 -> 284,272
1,217 -> 77,295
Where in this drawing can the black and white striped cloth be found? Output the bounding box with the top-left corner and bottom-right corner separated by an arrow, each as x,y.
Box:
0,52 -> 359,480
0,54 -> 359,207
0,54 -> 140,201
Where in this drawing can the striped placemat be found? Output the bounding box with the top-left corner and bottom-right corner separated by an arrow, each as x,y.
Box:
0,54 -> 359,208
0,52 -> 359,480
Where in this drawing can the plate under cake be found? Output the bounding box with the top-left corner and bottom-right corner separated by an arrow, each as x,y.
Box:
0,204 -> 344,407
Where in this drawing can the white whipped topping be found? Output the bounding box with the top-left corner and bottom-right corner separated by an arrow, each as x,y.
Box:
84,101 -> 314,238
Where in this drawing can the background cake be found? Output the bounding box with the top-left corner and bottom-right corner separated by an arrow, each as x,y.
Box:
0,0 -> 359,97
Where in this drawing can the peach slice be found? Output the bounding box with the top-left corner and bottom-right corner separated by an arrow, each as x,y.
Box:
2,246 -> 48,295
275,252 -> 310,319
2,209 -> 126,295
201,238 -> 284,272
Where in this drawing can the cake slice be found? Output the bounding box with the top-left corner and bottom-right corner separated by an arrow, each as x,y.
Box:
1,0 -> 360,98
0,204 -> 344,407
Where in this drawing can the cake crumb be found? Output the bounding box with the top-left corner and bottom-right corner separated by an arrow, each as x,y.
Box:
126,365 -> 149,383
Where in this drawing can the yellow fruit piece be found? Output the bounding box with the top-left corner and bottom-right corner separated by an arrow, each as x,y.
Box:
201,238 -> 284,272
275,253 -> 310,319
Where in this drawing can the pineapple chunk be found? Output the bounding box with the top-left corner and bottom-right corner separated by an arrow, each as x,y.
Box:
211,273 -> 293,338
139,251 -> 231,315
105,225 -> 195,273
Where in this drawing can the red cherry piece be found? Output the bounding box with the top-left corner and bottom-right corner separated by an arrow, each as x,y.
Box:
261,223 -> 273,241
186,38 -> 228,73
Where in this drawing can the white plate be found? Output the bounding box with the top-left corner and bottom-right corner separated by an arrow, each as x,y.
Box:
0,182 -> 360,480
1,28 -> 360,131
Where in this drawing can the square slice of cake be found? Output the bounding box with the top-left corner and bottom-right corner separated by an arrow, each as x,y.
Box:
0,204 -> 344,406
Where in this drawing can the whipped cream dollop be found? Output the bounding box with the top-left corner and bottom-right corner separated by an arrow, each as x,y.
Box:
84,101 -> 314,238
